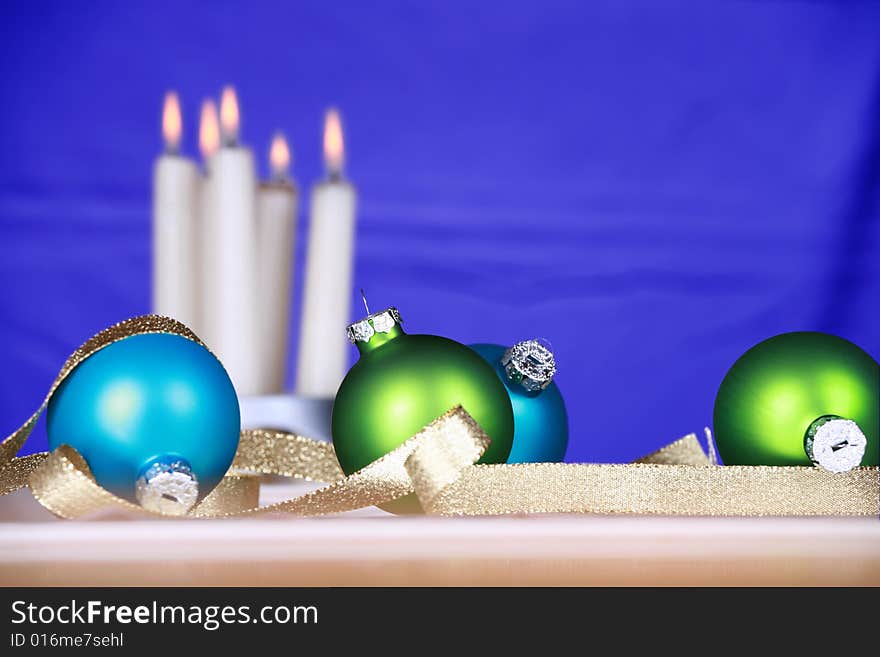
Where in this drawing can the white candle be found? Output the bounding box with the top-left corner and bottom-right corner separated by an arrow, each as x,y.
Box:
296,108 -> 357,398
202,86 -> 259,395
197,98 -> 220,349
255,133 -> 298,393
152,91 -> 200,329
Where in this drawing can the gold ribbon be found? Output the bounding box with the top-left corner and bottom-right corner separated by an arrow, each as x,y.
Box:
0,315 -> 877,519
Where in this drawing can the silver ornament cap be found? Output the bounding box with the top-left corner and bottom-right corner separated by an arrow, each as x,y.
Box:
135,456 -> 199,515
346,307 -> 402,344
501,339 -> 557,392
804,416 -> 867,473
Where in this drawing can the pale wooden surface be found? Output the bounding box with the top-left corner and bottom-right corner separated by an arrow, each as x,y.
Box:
1,482 -> 878,586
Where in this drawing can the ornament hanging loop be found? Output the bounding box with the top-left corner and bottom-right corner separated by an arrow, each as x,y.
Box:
501,338 -> 557,392
804,415 -> 867,473
135,455 -> 199,515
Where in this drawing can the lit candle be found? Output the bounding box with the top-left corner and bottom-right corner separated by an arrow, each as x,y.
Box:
202,86 -> 259,395
197,98 -> 219,348
255,133 -> 298,393
152,91 -> 200,329
296,108 -> 357,397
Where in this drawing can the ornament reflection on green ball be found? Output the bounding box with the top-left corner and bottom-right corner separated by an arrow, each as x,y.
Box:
331,307 -> 515,513
713,332 -> 878,470
46,332 -> 241,514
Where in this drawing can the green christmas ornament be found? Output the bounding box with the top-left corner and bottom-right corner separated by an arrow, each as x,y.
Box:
331,305 -> 515,513
713,332 -> 879,471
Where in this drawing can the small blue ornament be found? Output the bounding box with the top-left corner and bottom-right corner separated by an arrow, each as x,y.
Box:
47,332 -> 240,514
470,341 -> 568,463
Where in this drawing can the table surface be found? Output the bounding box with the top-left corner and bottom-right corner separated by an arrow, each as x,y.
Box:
1,481 -> 878,586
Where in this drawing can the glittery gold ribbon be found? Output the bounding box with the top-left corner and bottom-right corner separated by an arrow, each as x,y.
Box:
0,315 -> 877,519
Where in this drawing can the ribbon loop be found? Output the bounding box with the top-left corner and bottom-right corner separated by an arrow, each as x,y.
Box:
405,408 -> 490,512
634,433 -> 713,466
233,428 -> 344,482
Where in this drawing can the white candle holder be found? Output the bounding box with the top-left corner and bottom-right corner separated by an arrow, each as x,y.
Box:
238,394 -> 334,441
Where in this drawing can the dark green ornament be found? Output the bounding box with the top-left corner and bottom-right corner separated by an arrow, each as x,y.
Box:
713,332 -> 879,470
331,307 -> 515,513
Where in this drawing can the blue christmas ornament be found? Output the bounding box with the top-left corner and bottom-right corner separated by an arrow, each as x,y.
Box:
470,340 -> 568,463
47,332 -> 240,514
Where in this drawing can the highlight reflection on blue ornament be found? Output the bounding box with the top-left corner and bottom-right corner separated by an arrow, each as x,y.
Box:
470,341 -> 568,463
46,333 -> 240,514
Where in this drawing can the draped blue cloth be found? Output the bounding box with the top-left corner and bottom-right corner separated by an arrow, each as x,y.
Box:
1,1 -> 878,463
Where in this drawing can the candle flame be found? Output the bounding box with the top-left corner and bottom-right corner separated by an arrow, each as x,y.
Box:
323,108 -> 345,176
199,99 -> 220,160
269,132 -> 291,178
162,91 -> 182,153
220,85 -> 240,145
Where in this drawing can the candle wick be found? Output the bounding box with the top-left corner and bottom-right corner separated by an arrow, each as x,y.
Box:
361,289 -> 370,315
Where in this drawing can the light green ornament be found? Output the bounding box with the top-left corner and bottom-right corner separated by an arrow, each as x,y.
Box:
713,332 -> 878,471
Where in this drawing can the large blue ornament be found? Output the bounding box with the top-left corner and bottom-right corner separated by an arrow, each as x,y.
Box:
470,341 -> 568,463
46,333 -> 240,514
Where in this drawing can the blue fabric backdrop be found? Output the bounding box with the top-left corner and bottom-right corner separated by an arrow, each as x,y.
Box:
1,1 -> 878,463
